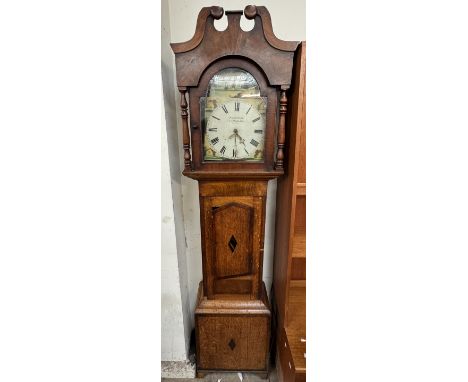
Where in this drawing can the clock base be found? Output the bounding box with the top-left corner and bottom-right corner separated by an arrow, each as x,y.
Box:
194,281 -> 271,377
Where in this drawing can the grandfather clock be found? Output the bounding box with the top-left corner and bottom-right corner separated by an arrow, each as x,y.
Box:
171,5 -> 299,377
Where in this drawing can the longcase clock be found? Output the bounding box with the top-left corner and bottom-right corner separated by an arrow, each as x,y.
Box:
171,5 -> 299,378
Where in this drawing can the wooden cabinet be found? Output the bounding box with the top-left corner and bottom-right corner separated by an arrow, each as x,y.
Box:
273,41 -> 306,382
197,315 -> 269,370
195,282 -> 270,377
278,326 -> 306,382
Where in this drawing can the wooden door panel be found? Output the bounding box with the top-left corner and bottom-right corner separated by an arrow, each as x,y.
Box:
213,202 -> 253,278
197,315 -> 269,370
199,182 -> 268,299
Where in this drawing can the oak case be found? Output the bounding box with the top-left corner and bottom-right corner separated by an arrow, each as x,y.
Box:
171,5 -> 299,377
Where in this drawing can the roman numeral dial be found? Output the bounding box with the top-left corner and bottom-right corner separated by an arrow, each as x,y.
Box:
204,98 -> 266,161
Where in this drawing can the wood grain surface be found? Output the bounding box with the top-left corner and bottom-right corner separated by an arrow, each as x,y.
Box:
273,41 -> 307,382
195,282 -> 271,374
199,181 -> 267,299
171,6 -> 299,87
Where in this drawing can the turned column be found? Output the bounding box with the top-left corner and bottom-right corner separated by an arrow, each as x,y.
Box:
275,88 -> 288,169
179,87 -> 191,171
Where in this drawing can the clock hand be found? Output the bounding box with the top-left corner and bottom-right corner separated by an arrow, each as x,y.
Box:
235,131 -> 249,146
234,133 -> 246,147
234,134 -> 250,155
232,131 -> 240,158
230,129 -> 252,157
232,129 -> 245,142
241,141 -> 249,155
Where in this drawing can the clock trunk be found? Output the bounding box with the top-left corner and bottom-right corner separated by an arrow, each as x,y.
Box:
199,180 -> 267,300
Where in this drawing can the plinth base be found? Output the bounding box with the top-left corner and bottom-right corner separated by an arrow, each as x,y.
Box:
195,281 -> 271,378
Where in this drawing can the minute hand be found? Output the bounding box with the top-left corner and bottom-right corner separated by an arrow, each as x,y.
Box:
236,134 -> 250,154
235,132 -> 245,143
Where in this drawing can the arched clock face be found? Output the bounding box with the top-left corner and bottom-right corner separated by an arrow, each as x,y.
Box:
201,68 -> 267,162
204,98 -> 265,161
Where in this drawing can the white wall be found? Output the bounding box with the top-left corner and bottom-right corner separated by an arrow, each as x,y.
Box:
161,0 -> 306,361
161,93 -> 188,361
161,0 -> 192,361
168,0 -> 306,42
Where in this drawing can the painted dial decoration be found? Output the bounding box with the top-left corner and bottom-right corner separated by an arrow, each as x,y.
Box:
201,68 -> 267,162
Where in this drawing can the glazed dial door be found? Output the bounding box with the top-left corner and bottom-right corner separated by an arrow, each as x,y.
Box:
201,68 -> 267,162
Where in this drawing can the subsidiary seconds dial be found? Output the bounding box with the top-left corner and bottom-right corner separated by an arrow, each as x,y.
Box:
204,99 -> 265,161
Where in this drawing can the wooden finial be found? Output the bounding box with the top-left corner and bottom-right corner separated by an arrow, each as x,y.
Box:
210,6 -> 224,19
244,5 -> 257,19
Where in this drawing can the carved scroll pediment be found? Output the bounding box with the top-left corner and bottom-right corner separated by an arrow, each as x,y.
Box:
170,5 -> 300,87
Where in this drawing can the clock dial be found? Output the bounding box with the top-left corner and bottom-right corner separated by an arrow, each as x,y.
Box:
201,67 -> 267,162
204,98 -> 266,161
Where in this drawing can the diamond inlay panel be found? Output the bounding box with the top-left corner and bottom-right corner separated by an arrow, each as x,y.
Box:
212,202 -> 253,279
228,235 -> 237,252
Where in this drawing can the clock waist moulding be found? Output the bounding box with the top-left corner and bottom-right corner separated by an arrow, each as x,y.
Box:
171,6 -> 299,378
